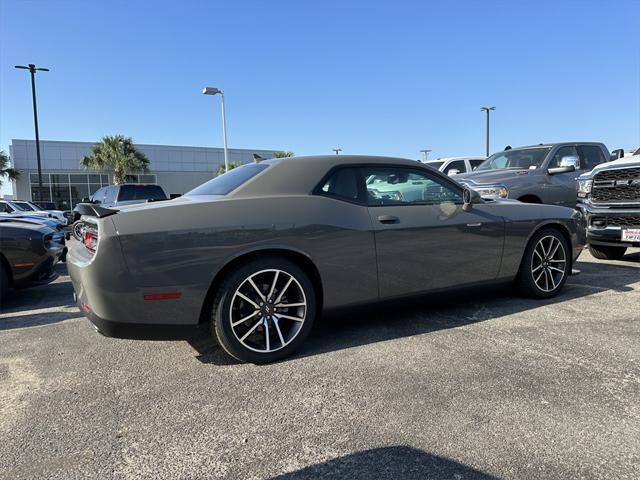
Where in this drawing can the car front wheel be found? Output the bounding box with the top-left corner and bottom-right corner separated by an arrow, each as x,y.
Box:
211,257 -> 316,363
516,228 -> 570,299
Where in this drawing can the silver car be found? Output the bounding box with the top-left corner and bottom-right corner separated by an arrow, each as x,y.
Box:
68,155 -> 584,363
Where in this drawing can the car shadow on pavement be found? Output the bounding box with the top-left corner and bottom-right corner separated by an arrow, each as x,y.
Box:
0,311 -> 82,331
268,446 -> 496,479
191,258 -> 639,365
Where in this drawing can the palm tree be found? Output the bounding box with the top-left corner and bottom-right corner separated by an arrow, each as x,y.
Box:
81,135 -> 150,184
0,150 -> 19,186
216,162 -> 241,176
273,150 -> 295,158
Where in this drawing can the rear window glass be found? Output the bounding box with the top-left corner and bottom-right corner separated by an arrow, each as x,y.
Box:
117,185 -> 167,201
187,164 -> 268,196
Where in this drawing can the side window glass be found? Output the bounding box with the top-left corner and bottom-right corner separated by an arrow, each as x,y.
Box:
444,160 -> 466,175
319,168 -> 362,202
364,167 -> 462,205
92,187 -> 104,204
548,146 -> 579,169
579,146 -> 606,171
104,187 -> 118,204
469,159 -> 484,170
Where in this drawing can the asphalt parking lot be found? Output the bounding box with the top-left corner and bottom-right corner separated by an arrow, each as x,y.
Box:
1,249 -> 639,480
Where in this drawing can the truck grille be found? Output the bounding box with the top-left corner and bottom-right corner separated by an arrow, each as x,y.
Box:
591,167 -> 640,203
606,216 -> 640,227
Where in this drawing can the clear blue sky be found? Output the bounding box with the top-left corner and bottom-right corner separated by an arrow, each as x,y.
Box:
1,0 -> 639,165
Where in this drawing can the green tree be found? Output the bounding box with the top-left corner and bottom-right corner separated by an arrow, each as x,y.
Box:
273,150 -> 295,158
0,150 -> 19,186
81,135 -> 150,184
216,162 -> 242,176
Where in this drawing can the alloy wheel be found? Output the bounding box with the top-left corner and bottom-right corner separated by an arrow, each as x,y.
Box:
531,235 -> 566,292
229,269 -> 307,353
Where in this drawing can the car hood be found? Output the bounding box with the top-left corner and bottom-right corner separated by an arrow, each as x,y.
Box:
579,155 -> 640,179
455,168 -> 534,185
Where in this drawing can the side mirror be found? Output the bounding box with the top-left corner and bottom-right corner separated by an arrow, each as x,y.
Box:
548,155 -> 578,175
610,148 -> 624,161
81,197 -> 91,203
462,188 -> 482,211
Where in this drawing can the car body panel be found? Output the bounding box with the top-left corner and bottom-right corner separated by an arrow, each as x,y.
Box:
0,219 -> 65,288
66,155 -> 584,330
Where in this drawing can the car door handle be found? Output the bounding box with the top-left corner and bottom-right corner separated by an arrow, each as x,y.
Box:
466,222 -> 482,228
378,215 -> 399,224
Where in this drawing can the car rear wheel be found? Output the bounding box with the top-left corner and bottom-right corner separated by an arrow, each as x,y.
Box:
516,228 -> 569,299
211,257 -> 317,363
588,244 -> 627,260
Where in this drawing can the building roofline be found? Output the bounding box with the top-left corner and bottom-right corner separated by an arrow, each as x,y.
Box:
10,139 -> 279,154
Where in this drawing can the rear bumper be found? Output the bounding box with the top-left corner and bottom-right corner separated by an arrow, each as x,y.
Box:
577,204 -> 640,248
66,230 -> 205,330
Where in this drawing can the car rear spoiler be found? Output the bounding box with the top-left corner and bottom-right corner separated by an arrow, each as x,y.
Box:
76,203 -> 119,218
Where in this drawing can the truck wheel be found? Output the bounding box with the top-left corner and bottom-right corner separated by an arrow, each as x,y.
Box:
516,228 -> 569,299
211,257 -> 317,364
588,244 -> 627,260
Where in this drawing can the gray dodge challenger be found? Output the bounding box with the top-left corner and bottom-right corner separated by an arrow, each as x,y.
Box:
68,155 -> 585,363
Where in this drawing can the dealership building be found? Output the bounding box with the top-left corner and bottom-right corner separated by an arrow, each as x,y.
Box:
8,139 -> 278,210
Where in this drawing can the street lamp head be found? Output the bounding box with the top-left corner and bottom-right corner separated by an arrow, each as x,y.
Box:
480,106 -> 496,111
202,87 -> 222,95
15,64 -> 49,73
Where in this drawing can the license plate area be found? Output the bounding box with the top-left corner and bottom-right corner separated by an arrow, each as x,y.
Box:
621,229 -> 640,242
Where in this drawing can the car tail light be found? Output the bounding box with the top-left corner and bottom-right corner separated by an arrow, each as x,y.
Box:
84,229 -> 98,253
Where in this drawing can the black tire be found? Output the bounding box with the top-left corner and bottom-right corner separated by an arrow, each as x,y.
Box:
211,257 -> 317,364
516,228 -> 570,299
588,244 -> 627,260
0,262 -> 8,301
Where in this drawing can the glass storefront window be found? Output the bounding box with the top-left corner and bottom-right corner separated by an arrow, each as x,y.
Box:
52,186 -> 71,210
70,174 -> 87,183
31,186 -> 52,202
29,173 -> 50,184
88,174 -> 101,183
70,184 -> 90,206
101,175 -> 109,184
139,174 -> 156,183
89,183 -> 102,195
50,174 -> 69,184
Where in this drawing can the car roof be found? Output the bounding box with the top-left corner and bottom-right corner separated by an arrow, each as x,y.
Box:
232,155 -> 428,197
509,142 -> 604,150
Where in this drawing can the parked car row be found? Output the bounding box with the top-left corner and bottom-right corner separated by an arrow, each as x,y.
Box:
7,145 -> 638,364
0,217 -> 66,300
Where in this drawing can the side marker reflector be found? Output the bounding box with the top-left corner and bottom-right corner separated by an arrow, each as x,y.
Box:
143,293 -> 182,301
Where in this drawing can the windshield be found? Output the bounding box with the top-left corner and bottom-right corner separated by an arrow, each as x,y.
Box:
13,201 -> 35,211
188,163 -> 269,196
425,161 -> 444,170
476,147 -> 551,171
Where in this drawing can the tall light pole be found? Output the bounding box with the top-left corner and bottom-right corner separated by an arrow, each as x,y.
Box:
202,87 -> 229,173
420,149 -> 432,162
480,106 -> 496,157
15,63 -> 49,192
333,148 -> 342,156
